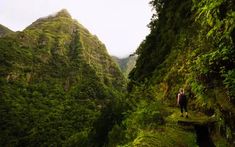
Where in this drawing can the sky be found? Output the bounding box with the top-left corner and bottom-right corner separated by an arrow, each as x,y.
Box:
0,0 -> 152,58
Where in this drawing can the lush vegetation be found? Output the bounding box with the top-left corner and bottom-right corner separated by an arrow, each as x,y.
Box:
0,10 -> 126,146
1,0 -> 235,146
115,0 -> 234,146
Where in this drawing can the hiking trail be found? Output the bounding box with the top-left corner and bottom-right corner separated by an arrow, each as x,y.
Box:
166,107 -> 217,147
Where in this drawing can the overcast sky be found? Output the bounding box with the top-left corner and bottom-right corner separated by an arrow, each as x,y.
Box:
0,0 -> 152,58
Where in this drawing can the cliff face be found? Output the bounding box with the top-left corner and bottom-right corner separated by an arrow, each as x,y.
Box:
0,9 -> 126,146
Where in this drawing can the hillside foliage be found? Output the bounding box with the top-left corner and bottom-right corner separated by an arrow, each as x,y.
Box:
111,0 -> 234,146
0,10 -> 126,146
0,0 -> 234,146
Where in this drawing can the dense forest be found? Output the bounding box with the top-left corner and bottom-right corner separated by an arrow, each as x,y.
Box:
0,10 -> 126,146
0,0 -> 234,146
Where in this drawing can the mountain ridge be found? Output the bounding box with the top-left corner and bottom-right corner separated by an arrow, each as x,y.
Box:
10,9 -> 126,90
0,24 -> 14,37
112,54 -> 137,78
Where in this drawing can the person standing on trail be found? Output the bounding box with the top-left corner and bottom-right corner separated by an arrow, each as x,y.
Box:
177,88 -> 188,118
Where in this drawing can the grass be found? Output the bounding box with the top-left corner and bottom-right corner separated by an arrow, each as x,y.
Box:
131,126 -> 197,147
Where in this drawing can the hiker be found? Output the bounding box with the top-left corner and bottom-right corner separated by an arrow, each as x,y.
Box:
177,88 -> 188,118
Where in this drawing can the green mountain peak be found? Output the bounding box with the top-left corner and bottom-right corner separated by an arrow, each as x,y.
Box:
55,9 -> 72,18
26,9 -> 74,31
18,10 -> 125,91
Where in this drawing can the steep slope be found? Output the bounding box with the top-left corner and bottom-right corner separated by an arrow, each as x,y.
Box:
0,9 -> 126,146
23,9 -> 125,91
0,24 -> 13,37
112,55 -> 137,78
109,0 -> 234,146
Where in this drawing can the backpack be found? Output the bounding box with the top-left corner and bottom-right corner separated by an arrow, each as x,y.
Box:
179,93 -> 187,103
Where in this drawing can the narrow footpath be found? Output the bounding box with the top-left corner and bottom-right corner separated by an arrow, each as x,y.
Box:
166,107 -> 217,147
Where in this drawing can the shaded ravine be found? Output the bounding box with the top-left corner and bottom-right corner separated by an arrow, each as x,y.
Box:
177,114 -> 217,146
194,125 -> 215,147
